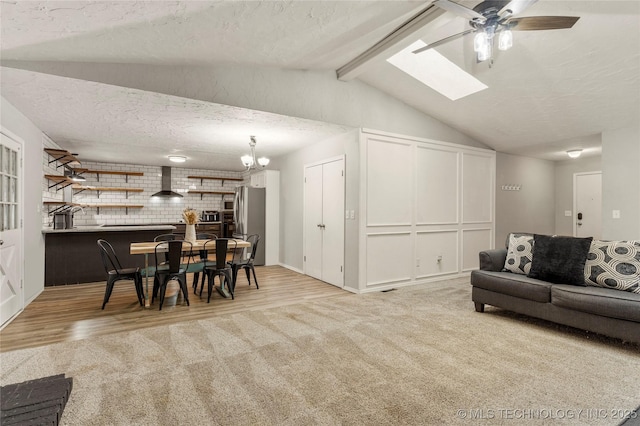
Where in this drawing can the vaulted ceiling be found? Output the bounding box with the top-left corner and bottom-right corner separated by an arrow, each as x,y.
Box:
1,1 -> 638,170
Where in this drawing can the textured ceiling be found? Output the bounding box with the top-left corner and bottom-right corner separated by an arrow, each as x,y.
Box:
1,0 -> 638,167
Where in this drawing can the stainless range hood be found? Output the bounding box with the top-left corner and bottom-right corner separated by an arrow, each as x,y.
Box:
151,166 -> 183,198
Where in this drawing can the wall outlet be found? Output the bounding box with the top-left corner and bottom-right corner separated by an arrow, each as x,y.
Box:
564,210 -> 572,217
612,210 -> 621,219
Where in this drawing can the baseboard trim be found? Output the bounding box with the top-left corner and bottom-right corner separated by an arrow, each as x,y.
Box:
279,263 -> 304,275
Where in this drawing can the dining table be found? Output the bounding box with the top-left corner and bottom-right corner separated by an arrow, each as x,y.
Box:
130,238 -> 250,307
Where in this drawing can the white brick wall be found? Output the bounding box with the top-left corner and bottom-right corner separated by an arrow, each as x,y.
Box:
42,147 -> 249,227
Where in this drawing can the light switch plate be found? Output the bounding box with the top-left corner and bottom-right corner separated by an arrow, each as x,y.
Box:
350,210 -> 355,219
345,210 -> 349,219
612,210 -> 621,219
564,210 -> 572,217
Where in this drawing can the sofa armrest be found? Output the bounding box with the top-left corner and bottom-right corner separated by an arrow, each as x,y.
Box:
479,249 -> 507,271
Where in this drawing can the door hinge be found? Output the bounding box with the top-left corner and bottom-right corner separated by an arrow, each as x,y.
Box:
304,255 -> 306,262
341,170 -> 344,176
21,279 -> 23,289
341,266 -> 343,272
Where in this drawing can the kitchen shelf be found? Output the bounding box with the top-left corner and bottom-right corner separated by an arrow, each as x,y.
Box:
187,190 -> 235,200
72,185 -> 144,198
84,169 -> 144,183
44,149 -> 81,169
44,174 -> 73,191
187,175 -> 243,186
44,201 -> 143,215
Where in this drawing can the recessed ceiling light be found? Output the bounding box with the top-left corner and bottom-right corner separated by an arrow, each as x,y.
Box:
387,40 -> 488,101
169,155 -> 187,163
566,149 -> 582,159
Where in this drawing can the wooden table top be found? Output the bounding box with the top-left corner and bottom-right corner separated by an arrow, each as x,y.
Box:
130,238 -> 250,255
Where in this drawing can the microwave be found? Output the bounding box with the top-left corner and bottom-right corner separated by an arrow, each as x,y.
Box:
223,200 -> 234,210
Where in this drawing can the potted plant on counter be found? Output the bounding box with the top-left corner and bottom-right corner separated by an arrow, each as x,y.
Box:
182,208 -> 200,243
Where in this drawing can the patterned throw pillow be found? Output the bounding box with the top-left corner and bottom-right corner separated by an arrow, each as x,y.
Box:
584,240 -> 640,294
504,234 -> 534,275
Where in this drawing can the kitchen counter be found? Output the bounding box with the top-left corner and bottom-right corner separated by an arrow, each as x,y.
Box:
42,224 -> 176,234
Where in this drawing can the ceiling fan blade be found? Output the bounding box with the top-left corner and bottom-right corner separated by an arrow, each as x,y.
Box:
498,0 -> 538,17
412,29 -> 476,54
507,16 -> 580,31
433,0 -> 486,22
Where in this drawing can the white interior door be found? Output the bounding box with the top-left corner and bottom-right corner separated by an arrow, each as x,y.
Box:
1,132 -> 23,327
321,159 -> 344,287
304,164 -> 323,280
574,172 -> 602,239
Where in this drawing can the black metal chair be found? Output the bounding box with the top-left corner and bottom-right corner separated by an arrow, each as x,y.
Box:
227,234 -> 261,289
191,233 -> 217,292
97,239 -> 144,309
152,240 -> 191,310
202,238 -> 236,302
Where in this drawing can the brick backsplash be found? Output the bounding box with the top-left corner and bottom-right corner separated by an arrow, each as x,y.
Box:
42,142 -> 248,227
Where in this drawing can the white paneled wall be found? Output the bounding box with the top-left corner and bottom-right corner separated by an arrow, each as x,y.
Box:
42,143 -> 246,227
359,129 -> 495,291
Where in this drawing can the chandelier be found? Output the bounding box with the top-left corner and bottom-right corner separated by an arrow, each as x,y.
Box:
241,136 -> 270,170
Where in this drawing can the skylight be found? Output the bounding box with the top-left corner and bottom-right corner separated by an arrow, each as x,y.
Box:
387,40 -> 488,101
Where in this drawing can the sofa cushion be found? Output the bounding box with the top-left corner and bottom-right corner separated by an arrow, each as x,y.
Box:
552,284 -> 640,322
504,234 -> 534,275
528,234 -> 593,286
471,270 -> 552,303
585,240 -> 640,294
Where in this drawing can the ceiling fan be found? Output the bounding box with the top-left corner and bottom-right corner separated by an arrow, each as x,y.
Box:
413,0 -> 579,62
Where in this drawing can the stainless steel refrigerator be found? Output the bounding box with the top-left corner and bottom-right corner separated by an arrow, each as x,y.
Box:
233,186 -> 266,265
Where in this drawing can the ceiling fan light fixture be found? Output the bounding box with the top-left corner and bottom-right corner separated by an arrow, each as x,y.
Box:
567,149 -> 583,159
498,30 -> 513,50
473,31 -> 488,53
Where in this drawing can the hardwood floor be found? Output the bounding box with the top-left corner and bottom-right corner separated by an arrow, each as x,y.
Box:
0,266 -> 351,353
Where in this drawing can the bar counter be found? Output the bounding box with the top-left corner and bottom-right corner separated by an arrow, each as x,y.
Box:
43,225 -> 176,286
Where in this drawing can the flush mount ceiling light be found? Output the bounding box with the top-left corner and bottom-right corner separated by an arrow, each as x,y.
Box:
66,170 -> 86,182
567,149 -> 583,159
241,136 -> 270,170
168,155 -> 187,163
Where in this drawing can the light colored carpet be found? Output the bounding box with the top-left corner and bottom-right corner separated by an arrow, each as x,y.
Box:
1,278 -> 639,425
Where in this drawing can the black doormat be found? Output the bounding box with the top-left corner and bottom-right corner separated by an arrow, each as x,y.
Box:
618,405 -> 640,426
0,374 -> 73,425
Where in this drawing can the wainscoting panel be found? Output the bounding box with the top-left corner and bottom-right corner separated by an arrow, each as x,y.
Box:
416,230 -> 459,278
366,137 -> 413,226
462,152 -> 493,224
462,228 -> 493,271
359,129 -> 495,291
416,146 -> 459,225
366,232 -> 412,286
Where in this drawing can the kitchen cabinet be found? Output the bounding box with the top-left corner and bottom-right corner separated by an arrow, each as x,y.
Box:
173,222 -> 222,237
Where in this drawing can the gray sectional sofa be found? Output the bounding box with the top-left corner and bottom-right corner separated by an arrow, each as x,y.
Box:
470,239 -> 640,344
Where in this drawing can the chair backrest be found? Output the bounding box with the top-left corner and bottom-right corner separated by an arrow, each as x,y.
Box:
246,234 -> 260,264
154,233 -> 177,242
213,238 -> 236,270
155,240 -> 191,273
97,239 -> 122,273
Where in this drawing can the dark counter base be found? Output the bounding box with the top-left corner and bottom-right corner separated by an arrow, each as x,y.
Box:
45,230 -> 163,286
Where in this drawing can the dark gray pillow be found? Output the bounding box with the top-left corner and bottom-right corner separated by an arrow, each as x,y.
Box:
528,234 -> 593,285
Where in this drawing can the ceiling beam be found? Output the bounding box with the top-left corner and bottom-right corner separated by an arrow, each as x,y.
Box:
336,2 -> 446,81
